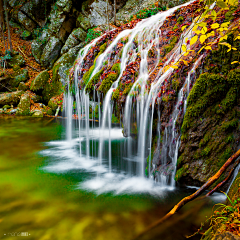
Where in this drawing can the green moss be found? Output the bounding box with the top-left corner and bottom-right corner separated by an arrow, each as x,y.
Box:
218,146 -> 232,167
172,77 -> 181,92
122,83 -> 133,96
85,68 -> 104,93
175,164 -> 189,181
224,5 -> 237,22
112,88 -> 120,101
99,42 -> 107,53
42,79 -> 63,103
30,70 -> 49,92
99,72 -> 118,94
177,16 -> 184,24
83,64 -> 95,85
163,36 -> 178,55
220,118 -> 239,131
111,63 -> 121,75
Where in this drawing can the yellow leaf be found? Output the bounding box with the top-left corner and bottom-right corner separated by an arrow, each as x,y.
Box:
184,51 -> 189,56
200,35 -> 207,44
217,0 -> 228,8
205,46 -> 212,50
195,30 -> 202,35
227,48 -> 231,52
219,35 -> 228,42
221,22 -> 230,28
234,35 -> 240,40
192,25 -> 198,32
185,37 -> 188,43
201,26 -> 208,34
231,61 -> 239,64
182,60 -> 189,66
171,65 -> 178,69
181,44 -> 187,52
181,25 -> 187,31
190,35 -> 198,45
211,23 -> 220,29
211,10 -> 217,17
198,22 -> 207,27
232,47 -> 237,50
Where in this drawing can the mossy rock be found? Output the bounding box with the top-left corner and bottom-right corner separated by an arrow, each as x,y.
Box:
30,70 -> 49,92
9,69 -> 29,88
48,96 -> 59,111
18,82 -> 29,91
16,93 -> 31,116
0,91 -> 23,107
42,78 -> 63,103
8,54 -> 26,68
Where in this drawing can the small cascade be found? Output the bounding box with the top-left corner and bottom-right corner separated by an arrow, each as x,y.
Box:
158,56 -> 204,186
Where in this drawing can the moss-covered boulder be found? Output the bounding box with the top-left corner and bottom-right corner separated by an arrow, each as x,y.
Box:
8,54 -> 26,68
16,93 -> 31,116
0,91 -> 23,107
30,70 -> 50,92
48,96 -> 59,112
9,69 -> 29,88
18,82 -> 29,91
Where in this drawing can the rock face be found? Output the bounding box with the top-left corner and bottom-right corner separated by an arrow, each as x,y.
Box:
9,0 -> 54,28
0,91 -> 23,107
16,93 -> 31,115
30,70 -> 50,92
176,69 -> 240,188
31,0 -> 75,68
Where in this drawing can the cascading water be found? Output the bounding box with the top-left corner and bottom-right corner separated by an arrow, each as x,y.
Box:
61,0 -> 227,193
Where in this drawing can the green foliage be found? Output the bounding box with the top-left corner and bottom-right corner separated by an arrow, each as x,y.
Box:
85,28 -> 101,43
129,4 -> 166,21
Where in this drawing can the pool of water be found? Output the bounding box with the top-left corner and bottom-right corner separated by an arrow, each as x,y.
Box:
0,116 -> 225,240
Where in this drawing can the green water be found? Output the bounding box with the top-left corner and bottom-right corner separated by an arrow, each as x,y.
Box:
0,116 -> 223,240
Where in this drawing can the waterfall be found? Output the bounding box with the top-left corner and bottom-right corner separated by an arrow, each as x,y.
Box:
64,0 -> 209,190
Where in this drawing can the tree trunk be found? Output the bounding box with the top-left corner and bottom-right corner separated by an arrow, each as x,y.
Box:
114,0 -> 116,25
3,0 -> 12,51
106,0 -> 110,31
